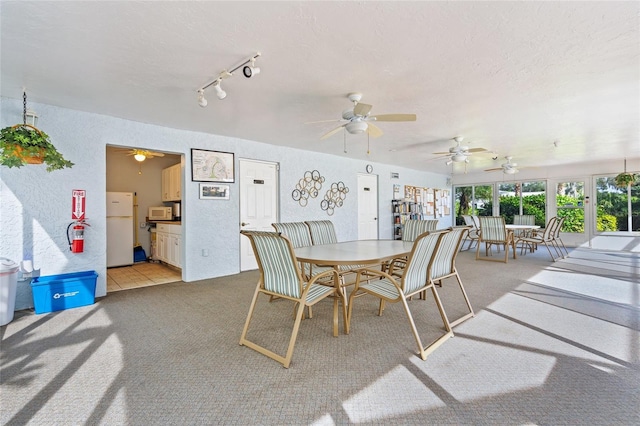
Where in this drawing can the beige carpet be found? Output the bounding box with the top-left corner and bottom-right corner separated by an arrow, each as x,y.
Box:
1,247 -> 639,425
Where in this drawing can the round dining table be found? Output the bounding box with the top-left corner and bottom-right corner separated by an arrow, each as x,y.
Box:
295,239 -> 414,336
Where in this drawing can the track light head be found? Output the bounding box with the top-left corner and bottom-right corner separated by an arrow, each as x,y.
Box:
214,82 -> 226,100
197,89 -> 208,107
243,58 -> 260,78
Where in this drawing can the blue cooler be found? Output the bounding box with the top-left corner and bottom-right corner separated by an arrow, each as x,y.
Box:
31,271 -> 98,314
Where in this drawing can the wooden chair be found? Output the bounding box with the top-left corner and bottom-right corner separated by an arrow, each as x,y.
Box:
475,216 -> 517,263
428,226 -> 474,327
239,230 -> 341,368
518,216 -> 561,261
347,230 -> 454,360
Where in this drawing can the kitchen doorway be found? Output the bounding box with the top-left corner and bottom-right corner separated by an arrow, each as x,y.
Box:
106,145 -> 184,291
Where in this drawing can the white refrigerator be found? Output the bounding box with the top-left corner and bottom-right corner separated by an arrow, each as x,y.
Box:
107,192 -> 134,267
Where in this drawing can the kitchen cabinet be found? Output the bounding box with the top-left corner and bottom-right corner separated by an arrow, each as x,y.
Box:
161,163 -> 181,201
155,223 -> 181,268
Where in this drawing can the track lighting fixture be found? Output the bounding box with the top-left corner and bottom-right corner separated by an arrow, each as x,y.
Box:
243,58 -> 260,78
196,52 -> 260,106
213,81 -> 226,100
197,89 -> 208,107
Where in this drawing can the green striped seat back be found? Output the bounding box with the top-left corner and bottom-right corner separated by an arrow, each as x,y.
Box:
401,231 -> 446,294
241,231 -> 301,298
272,222 -> 312,248
514,215 -> 535,226
402,220 -> 439,242
479,216 -> 507,242
431,227 -> 466,280
305,220 -> 338,245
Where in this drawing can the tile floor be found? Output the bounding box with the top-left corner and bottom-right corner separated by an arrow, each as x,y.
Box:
107,262 -> 182,292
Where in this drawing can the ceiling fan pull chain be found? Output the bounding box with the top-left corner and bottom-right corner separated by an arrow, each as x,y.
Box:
343,128 -> 347,153
367,132 -> 370,155
22,91 -> 27,125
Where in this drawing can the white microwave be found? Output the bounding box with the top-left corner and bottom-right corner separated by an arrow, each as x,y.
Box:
148,206 -> 172,221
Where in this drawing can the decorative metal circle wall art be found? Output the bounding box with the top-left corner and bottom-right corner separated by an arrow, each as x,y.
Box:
321,181 -> 349,216
292,170 -> 325,207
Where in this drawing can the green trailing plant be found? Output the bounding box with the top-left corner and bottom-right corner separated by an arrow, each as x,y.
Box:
614,172 -> 637,188
0,124 -> 74,172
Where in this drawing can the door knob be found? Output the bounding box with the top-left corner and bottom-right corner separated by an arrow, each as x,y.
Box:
241,222 -> 250,226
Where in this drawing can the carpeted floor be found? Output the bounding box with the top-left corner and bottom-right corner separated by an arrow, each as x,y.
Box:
1,247 -> 639,425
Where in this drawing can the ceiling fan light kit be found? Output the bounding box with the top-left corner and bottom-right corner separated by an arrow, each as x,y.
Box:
345,121 -> 368,134
196,52 -> 260,105
313,92 -> 417,142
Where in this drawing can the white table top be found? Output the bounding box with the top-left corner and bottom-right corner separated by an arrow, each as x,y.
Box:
295,239 -> 414,266
505,224 -> 540,230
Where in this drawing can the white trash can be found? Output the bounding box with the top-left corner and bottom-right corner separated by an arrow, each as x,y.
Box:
0,258 -> 19,326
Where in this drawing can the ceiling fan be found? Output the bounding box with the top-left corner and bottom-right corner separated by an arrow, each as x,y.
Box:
432,136 -> 489,164
309,93 -> 417,140
117,148 -> 166,162
485,156 -> 519,174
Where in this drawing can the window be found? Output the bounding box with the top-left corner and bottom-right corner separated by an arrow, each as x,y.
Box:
595,176 -> 639,232
556,181 -> 585,233
455,185 -> 493,225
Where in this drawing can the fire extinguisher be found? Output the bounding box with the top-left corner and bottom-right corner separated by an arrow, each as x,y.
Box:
67,220 -> 89,253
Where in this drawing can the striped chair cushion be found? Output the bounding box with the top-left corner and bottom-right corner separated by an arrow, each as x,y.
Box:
514,215 -> 535,226
305,220 -> 338,245
431,227 -> 466,280
245,231 -> 302,298
402,220 -> 439,242
479,216 -> 508,242
272,222 -> 312,248
402,231 -> 443,294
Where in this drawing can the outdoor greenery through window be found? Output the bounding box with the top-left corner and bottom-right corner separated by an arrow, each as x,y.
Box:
496,181 -> 546,227
556,181 -> 585,233
595,176 -> 639,231
455,185 -> 493,225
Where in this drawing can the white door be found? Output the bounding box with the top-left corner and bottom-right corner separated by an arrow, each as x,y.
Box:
357,173 -> 378,240
240,159 -> 279,271
549,178 -> 591,247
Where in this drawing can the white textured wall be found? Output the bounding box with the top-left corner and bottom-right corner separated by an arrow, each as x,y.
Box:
1,97 -> 450,310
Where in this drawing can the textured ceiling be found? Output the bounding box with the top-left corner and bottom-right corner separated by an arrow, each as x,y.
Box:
1,1 -> 638,175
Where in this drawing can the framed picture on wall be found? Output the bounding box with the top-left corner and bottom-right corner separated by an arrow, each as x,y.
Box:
191,149 -> 235,182
199,183 -> 230,200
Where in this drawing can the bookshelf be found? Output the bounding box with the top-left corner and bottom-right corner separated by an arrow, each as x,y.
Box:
392,199 -> 425,240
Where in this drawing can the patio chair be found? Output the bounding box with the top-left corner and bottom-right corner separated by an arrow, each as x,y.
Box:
475,216 -> 517,263
518,216 -> 561,261
347,229 -> 454,360
427,226 -> 474,327
239,230 -> 341,368
388,219 -> 439,277
551,216 -> 570,258
460,215 -> 480,251
305,220 -> 339,245
272,222 -> 332,280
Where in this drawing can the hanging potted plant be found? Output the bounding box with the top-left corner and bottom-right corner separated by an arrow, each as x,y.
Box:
0,92 -> 74,172
614,159 -> 637,188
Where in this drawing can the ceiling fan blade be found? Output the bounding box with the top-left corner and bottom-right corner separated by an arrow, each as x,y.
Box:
484,168 -> 503,172
320,124 -> 346,140
432,151 -> 451,155
370,113 -> 416,122
305,118 -> 343,124
353,102 -> 372,116
366,122 -> 384,138
426,155 -> 452,162
467,147 -> 488,153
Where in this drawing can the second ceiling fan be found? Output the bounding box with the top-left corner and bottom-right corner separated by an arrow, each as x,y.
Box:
311,93 -> 417,140
432,136 -> 489,164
